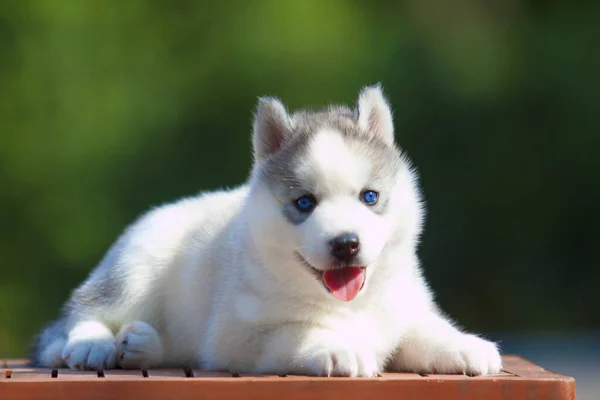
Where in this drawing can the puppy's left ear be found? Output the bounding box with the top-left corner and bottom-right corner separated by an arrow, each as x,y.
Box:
355,84 -> 395,146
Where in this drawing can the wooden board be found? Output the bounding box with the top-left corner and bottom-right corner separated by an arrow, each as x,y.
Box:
0,355 -> 575,400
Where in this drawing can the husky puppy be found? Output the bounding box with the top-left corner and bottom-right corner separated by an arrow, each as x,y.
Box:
31,85 -> 501,377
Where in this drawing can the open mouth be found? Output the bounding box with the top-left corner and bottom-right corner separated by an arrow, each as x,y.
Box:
295,252 -> 366,302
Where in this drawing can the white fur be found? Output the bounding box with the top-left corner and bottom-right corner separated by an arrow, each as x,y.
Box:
35,85 -> 501,377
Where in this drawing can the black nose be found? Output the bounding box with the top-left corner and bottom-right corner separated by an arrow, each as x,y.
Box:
330,233 -> 360,263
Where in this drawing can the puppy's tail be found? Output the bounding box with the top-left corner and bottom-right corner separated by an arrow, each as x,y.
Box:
28,318 -> 68,367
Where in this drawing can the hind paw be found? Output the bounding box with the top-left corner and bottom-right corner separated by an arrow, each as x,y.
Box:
116,321 -> 163,369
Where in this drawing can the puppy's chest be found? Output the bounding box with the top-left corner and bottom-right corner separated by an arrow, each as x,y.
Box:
232,293 -> 389,332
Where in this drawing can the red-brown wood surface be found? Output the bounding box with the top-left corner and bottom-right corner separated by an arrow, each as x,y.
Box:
0,355 -> 575,400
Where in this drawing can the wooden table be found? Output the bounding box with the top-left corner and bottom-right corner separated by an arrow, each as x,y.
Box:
0,355 -> 575,399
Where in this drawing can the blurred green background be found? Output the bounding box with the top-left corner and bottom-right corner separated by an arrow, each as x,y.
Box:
0,0 -> 598,361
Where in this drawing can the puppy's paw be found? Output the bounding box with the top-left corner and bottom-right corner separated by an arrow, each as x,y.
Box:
292,346 -> 379,377
454,334 -> 502,376
392,334 -> 502,376
255,327 -> 381,377
62,321 -> 116,371
116,321 -> 163,369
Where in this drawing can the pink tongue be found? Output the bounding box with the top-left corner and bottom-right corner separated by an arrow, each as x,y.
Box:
322,267 -> 366,302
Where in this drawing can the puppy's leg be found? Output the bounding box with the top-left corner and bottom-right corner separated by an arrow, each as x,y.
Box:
254,325 -> 380,377
388,312 -> 501,376
61,321 -> 117,371
116,321 -> 164,369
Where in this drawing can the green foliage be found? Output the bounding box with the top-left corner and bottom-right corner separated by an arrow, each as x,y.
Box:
0,1 -> 598,356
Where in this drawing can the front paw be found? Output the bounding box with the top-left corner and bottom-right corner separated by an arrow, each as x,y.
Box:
62,338 -> 117,371
456,335 -> 502,375
291,346 -> 379,377
62,321 -> 117,371
393,334 -> 502,376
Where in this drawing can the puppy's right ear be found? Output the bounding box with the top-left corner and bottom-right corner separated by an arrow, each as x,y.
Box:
252,97 -> 292,162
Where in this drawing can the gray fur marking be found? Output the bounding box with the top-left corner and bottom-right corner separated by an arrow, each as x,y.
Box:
29,318 -> 67,366
259,105 -> 404,225
66,243 -> 126,311
29,241 -> 125,365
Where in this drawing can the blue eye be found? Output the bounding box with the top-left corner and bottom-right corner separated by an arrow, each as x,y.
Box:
362,190 -> 379,205
295,195 -> 316,212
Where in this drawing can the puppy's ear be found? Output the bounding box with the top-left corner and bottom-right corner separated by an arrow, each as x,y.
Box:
355,84 -> 395,146
252,97 -> 292,162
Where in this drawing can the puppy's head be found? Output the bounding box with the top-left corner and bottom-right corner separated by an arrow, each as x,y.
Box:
246,85 -> 423,302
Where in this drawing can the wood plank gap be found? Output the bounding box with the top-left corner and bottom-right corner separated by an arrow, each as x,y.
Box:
190,369 -> 233,378
501,369 -> 520,377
